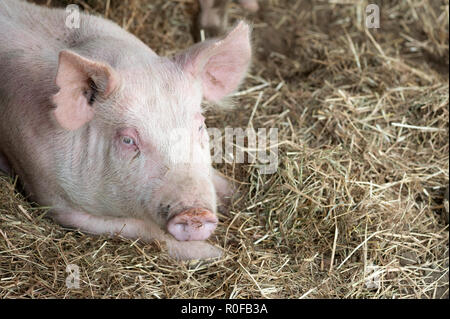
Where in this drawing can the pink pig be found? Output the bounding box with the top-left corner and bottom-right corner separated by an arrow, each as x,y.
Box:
0,0 -> 252,260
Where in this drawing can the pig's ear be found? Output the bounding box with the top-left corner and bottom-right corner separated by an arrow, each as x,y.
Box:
52,50 -> 119,130
175,21 -> 251,103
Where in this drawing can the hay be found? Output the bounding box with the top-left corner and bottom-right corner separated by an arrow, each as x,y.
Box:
0,0 -> 448,298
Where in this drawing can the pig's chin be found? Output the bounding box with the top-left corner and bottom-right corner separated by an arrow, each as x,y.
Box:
166,207 -> 218,241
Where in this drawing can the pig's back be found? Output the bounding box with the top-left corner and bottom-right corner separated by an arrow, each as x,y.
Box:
0,0 -> 66,47
0,1 -> 63,122
0,0 -> 153,55
0,0 -> 147,110
0,0 -> 155,98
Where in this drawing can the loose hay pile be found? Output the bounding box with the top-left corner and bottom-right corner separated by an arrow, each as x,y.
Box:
0,0 -> 448,298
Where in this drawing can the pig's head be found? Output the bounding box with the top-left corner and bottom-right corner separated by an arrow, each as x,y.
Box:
51,22 -> 251,242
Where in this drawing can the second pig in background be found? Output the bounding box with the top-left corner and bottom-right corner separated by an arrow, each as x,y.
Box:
196,0 -> 259,39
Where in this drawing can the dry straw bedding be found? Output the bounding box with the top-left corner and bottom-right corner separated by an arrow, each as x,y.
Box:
0,0 -> 448,298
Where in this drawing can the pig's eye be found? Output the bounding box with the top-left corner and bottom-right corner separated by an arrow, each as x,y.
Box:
121,136 -> 135,145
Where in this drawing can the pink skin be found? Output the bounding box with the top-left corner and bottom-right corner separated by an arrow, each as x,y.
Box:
0,0 -> 251,260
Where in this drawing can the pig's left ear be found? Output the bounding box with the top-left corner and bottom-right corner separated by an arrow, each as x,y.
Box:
52,50 -> 119,130
174,21 -> 252,103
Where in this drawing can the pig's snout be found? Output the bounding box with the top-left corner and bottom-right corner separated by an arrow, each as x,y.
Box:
167,208 -> 218,241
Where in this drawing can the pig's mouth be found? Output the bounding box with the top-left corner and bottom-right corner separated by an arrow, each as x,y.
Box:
166,207 -> 218,241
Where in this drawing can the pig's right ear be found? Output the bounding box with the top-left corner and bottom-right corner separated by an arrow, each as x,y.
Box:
52,51 -> 119,131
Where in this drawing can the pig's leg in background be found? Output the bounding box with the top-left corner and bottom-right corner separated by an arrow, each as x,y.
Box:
196,0 -> 258,40
52,210 -> 222,260
0,152 -> 11,176
238,0 -> 259,12
197,0 -> 230,38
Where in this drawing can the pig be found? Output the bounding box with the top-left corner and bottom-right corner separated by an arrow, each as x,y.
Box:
0,0 -> 252,260
197,0 -> 259,38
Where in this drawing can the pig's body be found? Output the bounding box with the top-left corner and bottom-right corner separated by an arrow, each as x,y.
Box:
0,0 -> 251,260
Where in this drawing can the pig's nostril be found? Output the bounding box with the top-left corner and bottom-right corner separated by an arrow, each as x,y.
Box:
167,208 -> 218,241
